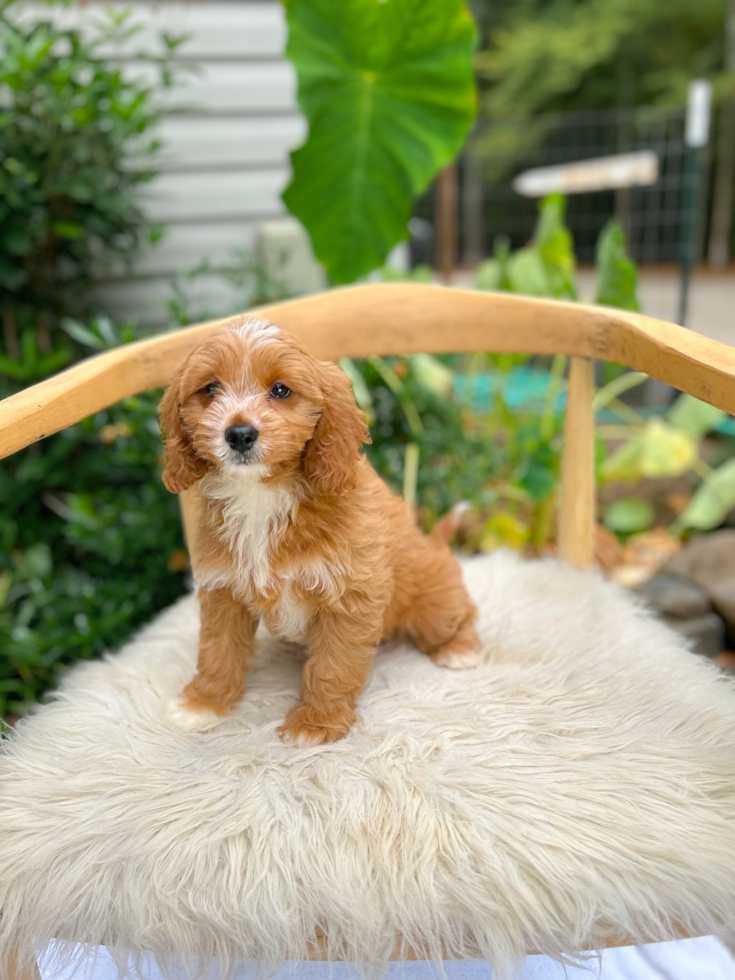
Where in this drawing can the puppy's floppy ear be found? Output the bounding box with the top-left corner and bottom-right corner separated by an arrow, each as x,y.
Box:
159,366 -> 208,494
302,360 -> 370,496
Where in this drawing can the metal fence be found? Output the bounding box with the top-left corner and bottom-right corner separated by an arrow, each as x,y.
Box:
441,105 -> 697,266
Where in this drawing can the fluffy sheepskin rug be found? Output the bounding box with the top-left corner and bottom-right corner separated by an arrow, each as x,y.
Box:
2,551 -> 735,980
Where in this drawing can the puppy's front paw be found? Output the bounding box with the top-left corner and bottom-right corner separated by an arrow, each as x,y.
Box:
280,702 -> 353,747
165,693 -> 225,732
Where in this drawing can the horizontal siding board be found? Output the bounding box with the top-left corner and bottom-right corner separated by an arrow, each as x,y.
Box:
92,272 -> 249,330
142,168 -> 290,223
129,61 -> 298,114
20,0 -> 305,318
21,2 -> 286,59
157,115 -> 305,171
107,222 -> 260,278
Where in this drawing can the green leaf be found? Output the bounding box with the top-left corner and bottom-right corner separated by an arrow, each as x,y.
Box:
675,458 -> 735,532
667,393 -> 727,439
409,353 -> 453,397
52,221 -> 83,240
60,319 -> 106,350
639,421 -> 697,478
506,247 -> 550,296
595,220 -> 640,312
282,0 -> 478,283
603,497 -> 654,534
534,194 -> 576,299
474,257 -> 502,291
518,459 -> 556,502
601,419 -> 697,482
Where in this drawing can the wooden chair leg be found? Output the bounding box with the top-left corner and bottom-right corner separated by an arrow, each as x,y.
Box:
8,947 -> 41,980
558,356 -> 595,569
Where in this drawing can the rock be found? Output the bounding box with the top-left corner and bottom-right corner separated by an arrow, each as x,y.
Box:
714,652 -> 735,674
664,530 -> 735,637
639,574 -> 711,619
708,582 -> 735,639
665,530 -> 735,584
661,611 -> 726,659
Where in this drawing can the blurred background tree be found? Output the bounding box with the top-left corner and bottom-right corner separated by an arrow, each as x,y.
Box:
475,0 -> 728,117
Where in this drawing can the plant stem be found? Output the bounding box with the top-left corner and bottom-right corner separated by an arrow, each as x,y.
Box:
402,442 -> 420,507
540,353 -> 566,441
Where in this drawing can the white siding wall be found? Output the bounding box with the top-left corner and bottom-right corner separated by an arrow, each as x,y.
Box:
52,1 -> 305,326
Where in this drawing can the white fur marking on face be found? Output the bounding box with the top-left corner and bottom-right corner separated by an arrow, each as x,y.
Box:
165,695 -> 222,732
199,467 -> 294,593
228,316 -> 281,345
201,388 -> 263,465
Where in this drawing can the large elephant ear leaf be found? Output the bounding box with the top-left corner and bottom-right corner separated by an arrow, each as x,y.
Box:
282,0 -> 478,285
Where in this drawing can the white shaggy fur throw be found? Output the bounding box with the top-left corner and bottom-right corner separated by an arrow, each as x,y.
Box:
2,551 -> 735,980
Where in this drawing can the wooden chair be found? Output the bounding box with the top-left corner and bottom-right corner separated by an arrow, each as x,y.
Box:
3,283 -> 735,979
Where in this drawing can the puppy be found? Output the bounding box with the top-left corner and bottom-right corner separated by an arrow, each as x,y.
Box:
160,316 -> 481,746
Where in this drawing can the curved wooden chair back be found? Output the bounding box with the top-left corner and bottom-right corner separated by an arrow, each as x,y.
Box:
3,283 -> 735,573
3,284 -> 735,978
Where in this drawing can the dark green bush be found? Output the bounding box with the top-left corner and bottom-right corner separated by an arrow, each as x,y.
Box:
0,0 -> 182,379
0,377 -> 185,714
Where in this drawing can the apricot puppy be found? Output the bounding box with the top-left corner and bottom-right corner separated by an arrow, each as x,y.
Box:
160,317 -> 481,746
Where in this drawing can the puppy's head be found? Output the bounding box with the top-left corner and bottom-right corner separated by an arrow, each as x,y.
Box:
159,317 -> 370,495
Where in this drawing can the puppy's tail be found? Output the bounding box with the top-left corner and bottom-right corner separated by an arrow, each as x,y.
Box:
431,501 -> 471,545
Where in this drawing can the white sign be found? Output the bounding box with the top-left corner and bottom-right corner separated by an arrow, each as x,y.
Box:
513,151 -> 660,198
685,79 -> 712,148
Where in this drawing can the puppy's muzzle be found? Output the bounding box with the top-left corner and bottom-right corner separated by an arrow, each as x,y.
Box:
225,424 -> 259,455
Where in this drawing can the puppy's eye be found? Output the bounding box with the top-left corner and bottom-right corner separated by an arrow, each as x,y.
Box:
270,382 -> 291,399
205,382 -> 221,398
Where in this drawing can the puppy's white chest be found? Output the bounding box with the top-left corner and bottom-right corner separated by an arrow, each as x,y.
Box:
201,470 -> 293,592
270,579 -> 310,643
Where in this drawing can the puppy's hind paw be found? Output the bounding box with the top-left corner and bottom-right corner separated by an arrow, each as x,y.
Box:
431,648 -> 482,670
430,624 -> 483,670
430,629 -> 483,670
165,693 -> 224,732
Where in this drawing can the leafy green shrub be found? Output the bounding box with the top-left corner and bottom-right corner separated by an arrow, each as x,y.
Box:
0,0 -> 181,380
0,321 -> 186,716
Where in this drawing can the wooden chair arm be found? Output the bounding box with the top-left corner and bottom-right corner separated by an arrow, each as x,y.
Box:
2,283 -> 735,460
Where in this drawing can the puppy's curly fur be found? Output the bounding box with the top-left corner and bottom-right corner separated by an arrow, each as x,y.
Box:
159,317 -> 481,745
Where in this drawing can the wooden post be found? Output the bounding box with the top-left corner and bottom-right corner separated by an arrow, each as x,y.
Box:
708,0 -> 735,266
461,151 -> 484,266
558,357 -> 595,569
436,164 -> 458,284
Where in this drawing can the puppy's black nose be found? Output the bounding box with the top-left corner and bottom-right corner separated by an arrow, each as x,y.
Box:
225,424 -> 259,452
